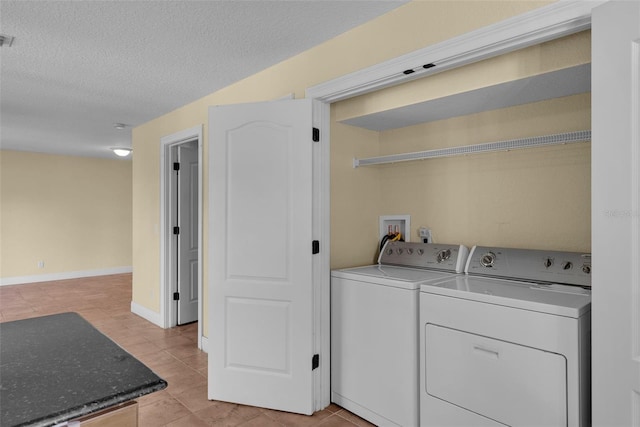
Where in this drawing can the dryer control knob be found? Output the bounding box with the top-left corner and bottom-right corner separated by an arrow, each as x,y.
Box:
582,264 -> 591,274
481,252 -> 496,268
437,249 -> 452,263
563,261 -> 573,270
544,258 -> 553,268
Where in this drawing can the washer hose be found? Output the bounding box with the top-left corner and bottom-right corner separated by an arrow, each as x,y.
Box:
379,230 -> 403,251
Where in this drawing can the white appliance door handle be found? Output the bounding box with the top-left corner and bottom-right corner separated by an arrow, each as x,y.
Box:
473,345 -> 500,359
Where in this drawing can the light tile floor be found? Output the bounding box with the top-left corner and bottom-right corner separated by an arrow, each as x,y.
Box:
0,274 -> 374,427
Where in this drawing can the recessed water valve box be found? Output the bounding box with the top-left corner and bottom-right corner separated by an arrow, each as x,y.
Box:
379,215 -> 411,243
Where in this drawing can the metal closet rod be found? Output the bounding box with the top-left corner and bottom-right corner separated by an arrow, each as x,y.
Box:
353,130 -> 591,168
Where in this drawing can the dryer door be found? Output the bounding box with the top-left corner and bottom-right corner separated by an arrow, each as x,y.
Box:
425,324 -> 567,426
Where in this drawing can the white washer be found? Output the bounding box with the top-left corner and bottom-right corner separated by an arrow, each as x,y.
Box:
331,242 -> 469,427
420,246 -> 591,427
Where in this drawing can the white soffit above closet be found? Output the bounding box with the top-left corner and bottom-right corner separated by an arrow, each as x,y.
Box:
0,0 -> 408,159
340,63 -> 591,131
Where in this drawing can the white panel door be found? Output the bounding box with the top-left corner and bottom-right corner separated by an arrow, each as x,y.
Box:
208,99 -> 315,415
592,1 -> 640,425
178,141 -> 199,325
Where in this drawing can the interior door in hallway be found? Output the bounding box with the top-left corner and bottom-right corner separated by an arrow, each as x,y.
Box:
177,140 -> 199,325
208,99 -> 316,415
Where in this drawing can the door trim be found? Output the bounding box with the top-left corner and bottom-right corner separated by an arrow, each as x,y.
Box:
306,0 -> 604,103
160,125 -> 204,348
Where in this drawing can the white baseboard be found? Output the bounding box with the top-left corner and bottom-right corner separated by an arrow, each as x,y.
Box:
201,335 -> 209,353
130,301 -> 163,328
0,266 -> 133,286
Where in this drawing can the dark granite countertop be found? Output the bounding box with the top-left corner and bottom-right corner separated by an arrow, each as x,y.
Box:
0,312 -> 167,427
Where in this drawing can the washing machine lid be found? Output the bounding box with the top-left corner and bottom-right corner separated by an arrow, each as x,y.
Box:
420,275 -> 591,317
332,265 -> 455,290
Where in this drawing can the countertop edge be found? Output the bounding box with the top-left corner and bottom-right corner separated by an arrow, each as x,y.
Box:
23,380 -> 168,427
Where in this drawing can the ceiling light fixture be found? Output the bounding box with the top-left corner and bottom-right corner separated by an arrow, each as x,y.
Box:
111,147 -> 133,157
113,123 -> 128,130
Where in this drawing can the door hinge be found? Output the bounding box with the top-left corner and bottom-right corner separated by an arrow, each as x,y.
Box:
312,240 -> 320,254
312,127 -> 320,142
173,162 -> 180,171
312,354 -> 319,370
173,226 -> 180,235
173,292 -> 180,301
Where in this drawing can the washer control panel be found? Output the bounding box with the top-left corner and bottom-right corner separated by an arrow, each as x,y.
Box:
379,242 -> 469,273
466,246 -> 592,287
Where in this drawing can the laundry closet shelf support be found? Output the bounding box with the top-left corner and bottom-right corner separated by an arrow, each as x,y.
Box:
353,130 -> 591,168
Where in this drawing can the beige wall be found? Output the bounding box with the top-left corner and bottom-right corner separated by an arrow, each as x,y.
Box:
132,1 -> 558,328
330,31 -> 591,269
332,95 -> 591,270
0,151 -> 132,280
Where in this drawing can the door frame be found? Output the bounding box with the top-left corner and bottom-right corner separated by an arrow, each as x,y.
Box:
160,125 -> 204,348
591,1 -> 640,424
306,0 -> 606,411
306,1 -> 602,103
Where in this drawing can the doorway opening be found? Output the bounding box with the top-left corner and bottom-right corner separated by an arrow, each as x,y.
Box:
160,125 -> 203,349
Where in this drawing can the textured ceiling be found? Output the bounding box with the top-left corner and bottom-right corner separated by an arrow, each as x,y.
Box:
0,0 -> 407,159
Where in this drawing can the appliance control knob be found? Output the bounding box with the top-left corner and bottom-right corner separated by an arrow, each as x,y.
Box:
481,252 -> 496,268
544,258 -> 553,268
396,248 -> 403,255
437,249 -> 452,263
582,264 -> 591,274
406,248 -> 414,255
386,248 -> 393,255
563,261 -> 573,270
417,249 -> 424,255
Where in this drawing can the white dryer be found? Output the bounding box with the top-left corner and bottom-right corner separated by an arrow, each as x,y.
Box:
419,246 -> 591,427
331,241 -> 468,427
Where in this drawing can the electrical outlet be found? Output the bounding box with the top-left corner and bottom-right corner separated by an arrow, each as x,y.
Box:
37,260 -> 45,269
418,227 -> 432,243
